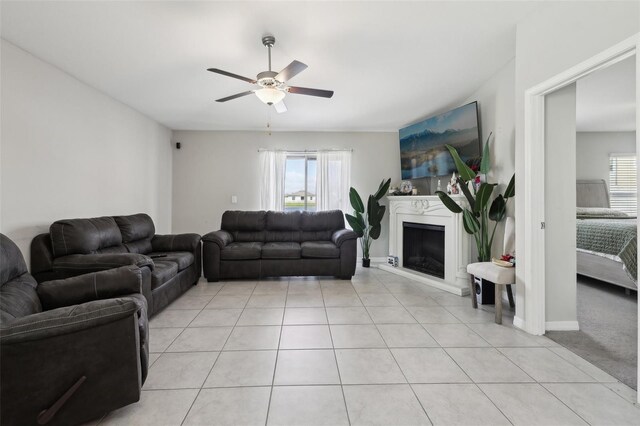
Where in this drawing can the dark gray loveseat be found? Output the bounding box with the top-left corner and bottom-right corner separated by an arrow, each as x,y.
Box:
202,210 -> 357,281
30,213 -> 201,315
1,234 -> 148,426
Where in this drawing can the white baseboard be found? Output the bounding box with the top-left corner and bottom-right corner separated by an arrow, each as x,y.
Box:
369,257 -> 388,265
545,320 -> 580,331
377,264 -> 468,296
513,316 -> 527,331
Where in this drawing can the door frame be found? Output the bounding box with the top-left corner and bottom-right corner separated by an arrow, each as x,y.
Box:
523,33 -> 639,399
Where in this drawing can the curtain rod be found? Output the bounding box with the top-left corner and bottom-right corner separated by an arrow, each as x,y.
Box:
257,148 -> 353,153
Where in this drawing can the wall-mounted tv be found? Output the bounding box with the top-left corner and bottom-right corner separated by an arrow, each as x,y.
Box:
399,101 -> 481,179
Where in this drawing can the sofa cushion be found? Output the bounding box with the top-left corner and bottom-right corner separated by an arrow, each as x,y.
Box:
266,211 -> 301,231
222,211 -> 266,232
300,210 -> 345,242
122,239 -> 152,254
151,260 -> 178,290
220,242 -> 263,260
1,234 -> 42,321
114,214 -> 155,254
300,210 -> 344,232
50,217 -> 123,257
222,211 -> 266,243
1,233 -> 29,285
261,242 -> 301,260
300,241 -> 340,259
148,252 -> 194,271
114,214 -> 156,242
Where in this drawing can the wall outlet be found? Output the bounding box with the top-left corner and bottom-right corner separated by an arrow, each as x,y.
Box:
231,195 -> 238,204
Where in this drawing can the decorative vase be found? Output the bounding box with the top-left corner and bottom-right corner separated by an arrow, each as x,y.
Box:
362,258 -> 371,268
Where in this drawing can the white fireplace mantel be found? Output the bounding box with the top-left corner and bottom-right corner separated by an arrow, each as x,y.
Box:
378,195 -> 471,295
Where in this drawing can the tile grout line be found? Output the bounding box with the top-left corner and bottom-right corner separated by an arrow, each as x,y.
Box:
531,383 -> 595,425
179,279 -> 256,426
427,289 -> 535,426
362,274 -> 435,425
320,278 -> 353,426
379,273 -> 528,425
539,381 -> 640,412
546,346 -> 622,383
134,273 -> 638,425
264,278 -> 290,426
149,280 -> 223,353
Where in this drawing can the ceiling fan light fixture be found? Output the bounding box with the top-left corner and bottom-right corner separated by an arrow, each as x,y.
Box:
255,88 -> 285,105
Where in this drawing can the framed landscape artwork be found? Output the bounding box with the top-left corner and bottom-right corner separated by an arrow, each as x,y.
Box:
399,101 -> 481,179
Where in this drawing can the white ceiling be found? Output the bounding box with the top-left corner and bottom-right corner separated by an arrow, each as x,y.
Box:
576,55 -> 636,132
1,1 -> 541,132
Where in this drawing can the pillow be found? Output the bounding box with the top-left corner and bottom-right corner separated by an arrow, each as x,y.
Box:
576,207 -> 630,219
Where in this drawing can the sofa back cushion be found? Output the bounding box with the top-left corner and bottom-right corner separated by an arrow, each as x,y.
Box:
300,210 -> 345,241
1,234 -> 28,285
1,234 -> 42,321
114,214 -> 155,254
265,211 -> 301,242
50,217 -> 122,257
221,211 -> 266,242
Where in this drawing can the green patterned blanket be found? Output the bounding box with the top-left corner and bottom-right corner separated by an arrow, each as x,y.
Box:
576,218 -> 637,281
576,207 -> 631,219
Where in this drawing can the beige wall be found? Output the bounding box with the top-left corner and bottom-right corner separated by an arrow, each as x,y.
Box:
514,1 -> 640,326
463,58 -> 516,259
544,84 -> 577,324
576,131 -> 636,188
171,131 -> 399,258
0,40 -> 173,265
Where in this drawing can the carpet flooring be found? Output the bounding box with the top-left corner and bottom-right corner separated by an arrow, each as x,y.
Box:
546,275 -> 637,390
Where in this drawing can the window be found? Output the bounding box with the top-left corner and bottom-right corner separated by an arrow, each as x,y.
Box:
260,149 -> 351,212
609,154 -> 637,215
284,155 -> 317,212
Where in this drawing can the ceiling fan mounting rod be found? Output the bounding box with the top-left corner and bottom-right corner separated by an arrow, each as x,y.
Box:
262,35 -> 276,72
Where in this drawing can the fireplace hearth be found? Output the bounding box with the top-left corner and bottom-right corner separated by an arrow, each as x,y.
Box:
402,222 -> 445,279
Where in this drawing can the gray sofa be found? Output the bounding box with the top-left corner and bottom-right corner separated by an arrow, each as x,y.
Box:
30,213 -> 201,315
202,210 -> 357,281
0,234 -> 148,426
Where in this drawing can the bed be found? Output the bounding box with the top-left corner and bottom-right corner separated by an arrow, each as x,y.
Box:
576,179 -> 637,291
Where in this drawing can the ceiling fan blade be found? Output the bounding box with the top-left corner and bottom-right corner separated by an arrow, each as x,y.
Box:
274,100 -> 287,114
207,68 -> 256,84
275,60 -> 308,82
287,86 -> 334,98
215,90 -> 255,102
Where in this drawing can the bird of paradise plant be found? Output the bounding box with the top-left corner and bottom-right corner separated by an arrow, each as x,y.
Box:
435,134 -> 515,262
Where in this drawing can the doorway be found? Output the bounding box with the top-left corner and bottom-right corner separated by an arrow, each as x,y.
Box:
545,56 -> 637,390
522,34 -> 640,401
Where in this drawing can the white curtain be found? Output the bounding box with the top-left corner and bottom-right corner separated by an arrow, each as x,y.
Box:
259,150 -> 287,211
316,150 -> 352,212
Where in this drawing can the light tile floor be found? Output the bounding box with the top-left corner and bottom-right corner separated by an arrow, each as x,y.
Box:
97,267 -> 640,425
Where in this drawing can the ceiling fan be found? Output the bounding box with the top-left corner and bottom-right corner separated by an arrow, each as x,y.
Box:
207,35 -> 334,113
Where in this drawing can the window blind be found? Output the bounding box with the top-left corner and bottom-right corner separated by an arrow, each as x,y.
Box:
609,154 -> 637,215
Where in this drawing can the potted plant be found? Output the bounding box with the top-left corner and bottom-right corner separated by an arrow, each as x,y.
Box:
345,178 -> 391,267
435,134 -> 515,262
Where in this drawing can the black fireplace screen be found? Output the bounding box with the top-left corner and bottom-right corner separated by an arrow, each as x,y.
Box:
403,222 -> 445,279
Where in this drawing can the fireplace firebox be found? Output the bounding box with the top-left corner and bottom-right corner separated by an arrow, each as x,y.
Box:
402,222 -> 445,279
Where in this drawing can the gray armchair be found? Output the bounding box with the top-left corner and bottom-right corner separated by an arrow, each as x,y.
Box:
0,234 -> 148,426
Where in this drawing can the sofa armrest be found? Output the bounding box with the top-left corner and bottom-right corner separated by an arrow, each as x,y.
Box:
332,229 -> 358,247
0,297 -> 142,345
202,230 -> 233,248
30,233 -> 54,277
151,233 -> 201,253
52,253 -> 154,273
0,296 -> 148,424
37,265 -> 143,310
